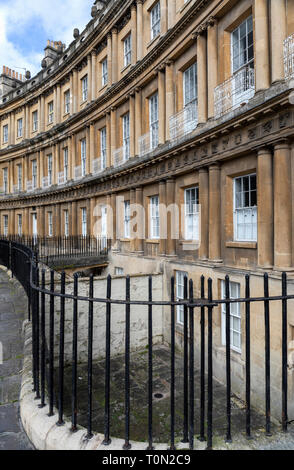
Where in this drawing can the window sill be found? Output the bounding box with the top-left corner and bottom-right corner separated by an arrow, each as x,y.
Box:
226,241 -> 257,249
179,240 -> 200,250
146,239 -> 160,244
121,63 -> 131,74
120,238 -> 131,243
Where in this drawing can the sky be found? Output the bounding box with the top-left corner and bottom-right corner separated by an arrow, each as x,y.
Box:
0,0 -> 93,77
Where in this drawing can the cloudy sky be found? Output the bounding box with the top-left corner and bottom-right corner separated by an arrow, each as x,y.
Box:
0,0 -> 93,77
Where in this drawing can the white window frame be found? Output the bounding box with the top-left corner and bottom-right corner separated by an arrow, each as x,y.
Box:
149,92 -> 159,150
64,210 -> 69,237
82,75 -> 88,102
63,147 -> 68,181
81,138 -> 87,176
183,63 -> 198,132
3,124 -> 8,144
3,168 -> 8,194
32,160 -> 37,189
123,113 -> 130,161
231,15 -> 255,106
221,280 -> 241,353
150,195 -> 160,239
3,215 -> 8,236
124,200 -> 131,238
48,101 -> 54,124
102,58 -> 108,87
17,164 -> 22,191
124,34 -> 132,67
176,271 -> 188,325
48,212 -> 53,237
100,127 -> 107,170
32,111 -> 38,132
17,214 -> 22,237
115,267 -> 124,276
233,173 -> 257,242
82,207 -> 87,237
17,118 -> 23,138
64,90 -> 70,114
48,154 -> 53,186
184,187 -> 199,241
151,2 -> 161,40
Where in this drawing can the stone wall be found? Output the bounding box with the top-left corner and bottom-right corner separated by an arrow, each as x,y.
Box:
44,272 -> 164,364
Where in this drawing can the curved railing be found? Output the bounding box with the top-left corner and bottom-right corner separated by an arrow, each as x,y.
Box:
0,239 -> 292,450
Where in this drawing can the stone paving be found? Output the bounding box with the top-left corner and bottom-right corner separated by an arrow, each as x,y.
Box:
58,345 -> 294,449
0,269 -> 34,450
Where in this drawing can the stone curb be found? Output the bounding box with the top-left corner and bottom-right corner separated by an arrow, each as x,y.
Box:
20,320 -> 198,451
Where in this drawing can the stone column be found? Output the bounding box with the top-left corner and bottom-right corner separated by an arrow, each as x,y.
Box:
137,1 -> 143,61
199,168 -> 209,259
159,181 -> 166,255
166,178 -> 176,256
54,144 -> 60,185
106,111 -> 111,168
209,164 -> 221,261
73,68 -> 78,113
39,149 -> 44,187
207,19 -> 218,119
158,68 -> 166,144
165,61 -> 174,140
135,88 -> 142,155
91,50 -> 97,100
161,0 -> 168,34
24,207 -> 29,236
110,107 -> 117,166
274,142 -> 292,269
53,86 -> 57,125
111,193 -> 117,244
255,0 -> 270,91
25,105 -> 30,139
197,31 -> 208,124
10,113 -> 15,146
71,134 -> 76,177
86,126 -> 91,174
168,0 -> 176,30
257,148 -> 273,268
90,122 -> 95,174
40,94 -> 45,132
87,54 -> 92,102
9,160 -> 13,193
131,4 -> 137,64
270,0 -> 287,83
56,83 -> 61,123
129,93 -> 135,157
71,201 -> 77,236
111,28 -> 118,84
107,33 -> 112,86
68,135 -> 72,180
70,72 -> 74,115
130,189 -> 136,252
90,196 -> 96,237
135,186 -> 144,253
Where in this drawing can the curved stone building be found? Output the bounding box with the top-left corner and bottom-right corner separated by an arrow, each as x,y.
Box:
1,0 -> 294,415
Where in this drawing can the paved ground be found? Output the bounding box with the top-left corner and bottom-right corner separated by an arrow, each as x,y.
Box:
0,269 -> 34,450
58,346 -> 294,450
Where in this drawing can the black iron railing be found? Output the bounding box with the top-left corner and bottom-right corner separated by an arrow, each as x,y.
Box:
0,239 -> 292,450
1,236 -> 111,263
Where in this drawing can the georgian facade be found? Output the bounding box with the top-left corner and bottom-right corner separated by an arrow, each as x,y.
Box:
1,0 -> 294,360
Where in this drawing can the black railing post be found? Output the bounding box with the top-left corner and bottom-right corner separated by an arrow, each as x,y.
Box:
71,273 -> 79,432
245,274 -> 251,438
57,271 -> 66,426
147,275 -> 154,451
264,273 -> 271,436
182,275 -> 189,444
103,274 -> 112,445
282,272 -> 288,432
123,275 -> 131,450
199,275 -> 206,442
170,276 -> 176,451
86,274 -> 94,439
48,270 -> 55,417
225,275 -> 232,443
207,278 -> 213,451
35,266 -> 40,400
39,269 -> 46,409
188,279 -> 194,451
